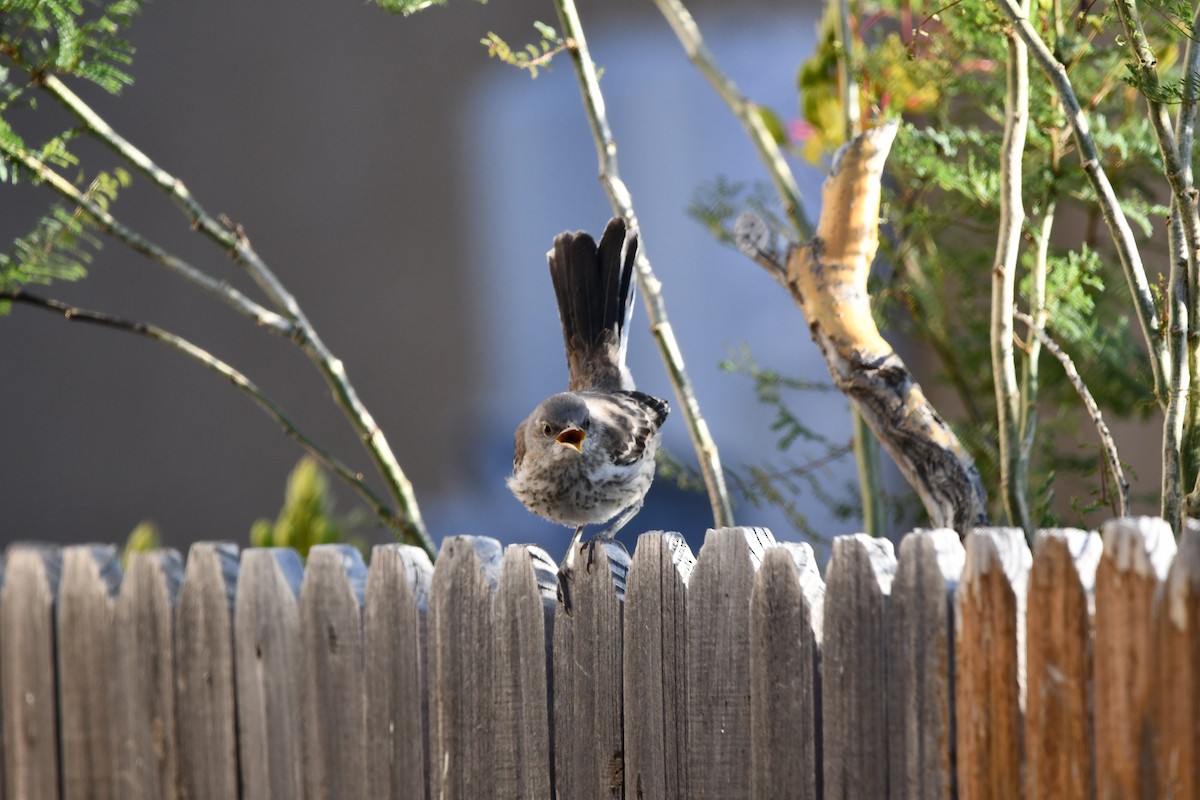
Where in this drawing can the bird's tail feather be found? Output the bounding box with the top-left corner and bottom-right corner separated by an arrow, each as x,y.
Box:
549,217 -> 638,392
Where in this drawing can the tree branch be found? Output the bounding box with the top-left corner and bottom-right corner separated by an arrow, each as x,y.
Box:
1,289 -> 416,539
553,0 -> 735,528
1015,310 -> 1130,517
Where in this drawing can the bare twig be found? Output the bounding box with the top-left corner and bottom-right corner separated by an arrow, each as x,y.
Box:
994,0 -> 1168,405
1015,310 -> 1130,517
1177,11 -> 1200,522
1,289 -> 409,533
25,77 -> 435,556
1018,197 -> 1054,502
553,0 -> 735,528
648,0 -> 814,239
992,0 -> 1033,534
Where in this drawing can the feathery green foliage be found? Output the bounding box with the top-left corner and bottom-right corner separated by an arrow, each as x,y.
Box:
481,22 -> 566,78
120,519 -> 161,568
251,457 -> 364,559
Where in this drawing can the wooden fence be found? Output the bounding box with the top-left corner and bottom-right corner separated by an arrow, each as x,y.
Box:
0,517 -> 1196,799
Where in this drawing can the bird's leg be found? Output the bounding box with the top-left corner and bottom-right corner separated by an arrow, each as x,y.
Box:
557,523 -> 587,613
589,500 -> 643,543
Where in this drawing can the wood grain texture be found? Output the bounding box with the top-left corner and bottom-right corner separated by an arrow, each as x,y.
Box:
1,545 -> 62,800
58,544 -> 122,800
554,539 -> 630,800
364,543 -> 432,800
822,533 -> 895,799
687,526 -> 775,799
888,529 -> 964,800
954,528 -> 1029,800
1093,517 -> 1174,800
493,544 -> 558,800
1024,529 -> 1100,800
749,543 -> 822,800
623,531 -> 694,800
234,548 -> 305,800
114,549 -> 184,800
300,545 -> 369,800
176,542 -> 240,800
428,536 -> 503,800
1149,518 -> 1200,799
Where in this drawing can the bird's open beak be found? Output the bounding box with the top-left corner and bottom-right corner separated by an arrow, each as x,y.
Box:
555,427 -> 586,453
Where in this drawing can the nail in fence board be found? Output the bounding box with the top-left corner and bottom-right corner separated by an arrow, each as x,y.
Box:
888,530 -> 965,800
822,533 -> 896,799
623,532 -> 694,800
175,542 -> 241,800
365,544 -> 432,800
688,526 -> 775,799
1093,517 -> 1174,799
1150,519 -> 1200,799
493,545 -> 557,799
427,536 -> 503,800
234,548 -> 305,800
1025,529 -> 1101,800
58,544 -> 122,800
1,545 -> 62,800
750,542 -> 823,800
955,528 -> 1030,800
300,545 -> 369,800
115,549 -> 184,800
554,539 -> 630,800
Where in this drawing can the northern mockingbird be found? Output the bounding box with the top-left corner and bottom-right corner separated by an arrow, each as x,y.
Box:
508,217 -> 669,558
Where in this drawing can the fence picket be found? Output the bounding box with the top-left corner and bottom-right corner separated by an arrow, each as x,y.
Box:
1094,517 -> 1174,800
749,542 -> 823,800
428,536 -> 503,800
822,533 -> 896,798
234,548 -> 305,800
554,539 -> 629,800
58,545 -> 122,800
623,531 -> 694,800
1025,529 -> 1101,800
1,545 -> 61,800
1149,519 -> 1200,799
687,526 -> 775,799
955,528 -> 1029,800
114,549 -> 183,800
493,545 -> 557,799
175,542 -> 240,800
300,545 -> 369,800
889,529 -> 964,800
365,543 -> 432,800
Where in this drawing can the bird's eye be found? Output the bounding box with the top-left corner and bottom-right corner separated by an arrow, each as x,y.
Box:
582,419 -> 591,431
541,422 -> 553,436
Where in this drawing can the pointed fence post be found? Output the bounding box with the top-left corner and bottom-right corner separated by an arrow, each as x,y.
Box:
176,542 -> 241,800
58,544 -> 122,800
623,531 -> 694,800
115,549 -> 184,800
750,541 -> 824,800
554,539 -> 629,800
235,548 -> 305,800
1,545 -> 62,800
365,543 -> 433,800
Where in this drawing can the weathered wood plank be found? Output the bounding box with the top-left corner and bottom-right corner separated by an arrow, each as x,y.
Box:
1149,518 -> 1200,799
428,536 -> 502,800
954,528 -> 1029,800
623,531 -> 694,800
750,542 -> 823,800
1093,517 -> 1174,800
58,544 -> 122,800
234,548 -> 305,800
888,529 -> 964,800
554,539 -> 630,800
1024,528 -> 1101,800
300,545 -> 368,800
114,549 -> 184,800
176,541 -> 241,800
493,544 -> 557,799
364,543 -> 432,800
822,533 -> 895,799
688,526 -> 775,799
1,545 -> 62,800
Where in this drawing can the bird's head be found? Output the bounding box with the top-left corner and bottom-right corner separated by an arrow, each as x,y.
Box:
528,393 -> 591,457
